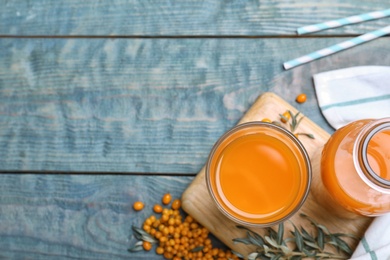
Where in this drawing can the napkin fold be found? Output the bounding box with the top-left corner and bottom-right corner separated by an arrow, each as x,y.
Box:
313,66 -> 390,260
313,66 -> 390,129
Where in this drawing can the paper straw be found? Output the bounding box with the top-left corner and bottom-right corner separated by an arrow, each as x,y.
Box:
283,25 -> 390,70
297,9 -> 390,35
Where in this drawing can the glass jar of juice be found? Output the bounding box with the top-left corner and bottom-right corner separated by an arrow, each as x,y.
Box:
319,118 -> 390,217
206,122 -> 311,227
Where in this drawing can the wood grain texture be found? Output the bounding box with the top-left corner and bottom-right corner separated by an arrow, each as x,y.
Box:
2,38 -> 390,173
0,174 -> 192,259
1,0 -> 390,36
182,93 -> 372,257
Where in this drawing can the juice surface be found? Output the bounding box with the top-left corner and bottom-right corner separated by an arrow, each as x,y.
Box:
208,126 -> 310,225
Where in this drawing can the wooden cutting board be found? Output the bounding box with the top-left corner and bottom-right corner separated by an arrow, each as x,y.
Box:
182,92 -> 372,257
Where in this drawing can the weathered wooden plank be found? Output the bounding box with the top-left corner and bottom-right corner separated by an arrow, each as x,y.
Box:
1,0 -> 390,36
1,38 -> 390,173
0,174 -> 192,259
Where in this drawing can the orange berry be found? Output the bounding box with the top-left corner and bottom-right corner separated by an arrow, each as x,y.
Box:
296,93 -> 307,103
171,199 -> 181,210
280,111 -> 291,123
156,246 -> 164,255
153,204 -> 163,213
133,201 -> 144,211
162,193 -> 172,205
142,241 -> 152,251
261,118 -> 272,123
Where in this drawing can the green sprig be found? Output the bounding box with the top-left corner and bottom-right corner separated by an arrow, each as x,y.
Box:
232,214 -> 359,260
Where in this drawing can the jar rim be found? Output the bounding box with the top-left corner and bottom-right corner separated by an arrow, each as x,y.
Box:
354,118 -> 390,191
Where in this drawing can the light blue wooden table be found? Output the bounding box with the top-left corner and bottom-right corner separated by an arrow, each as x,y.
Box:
1,1 -> 390,259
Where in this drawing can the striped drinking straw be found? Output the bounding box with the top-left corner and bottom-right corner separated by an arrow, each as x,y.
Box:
283,25 -> 390,70
297,9 -> 390,35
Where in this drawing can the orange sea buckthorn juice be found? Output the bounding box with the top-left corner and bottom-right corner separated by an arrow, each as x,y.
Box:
320,118 -> 390,217
206,122 -> 311,227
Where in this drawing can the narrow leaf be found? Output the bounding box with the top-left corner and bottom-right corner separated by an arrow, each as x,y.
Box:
334,236 -> 352,254
231,250 -> 244,259
128,245 -> 143,252
293,224 -> 304,251
301,227 -> 315,243
232,237 -> 253,245
271,255 -> 282,260
297,133 -> 315,139
303,240 -> 320,250
268,227 -> 278,240
295,116 -> 304,131
317,224 -> 330,235
131,225 -> 157,243
191,246 -> 204,252
281,245 -> 292,255
248,231 -> 264,247
302,247 -> 317,257
317,228 -> 325,250
277,222 -> 284,245
264,236 -> 279,248
248,252 -> 259,260
134,241 -> 143,246
236,226 -> 265,245
333,233 -> 360,240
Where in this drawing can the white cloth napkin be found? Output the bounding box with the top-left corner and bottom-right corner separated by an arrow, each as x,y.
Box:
313,66 -> 390,260
313,66 -> 390,129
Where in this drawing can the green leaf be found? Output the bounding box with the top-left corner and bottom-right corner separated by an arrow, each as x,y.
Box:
292,224 -> 304,251
301,227 -> 315,243
334,236 -> 352,254
191,246 -> 204,252
271,255 -> 282,260
296,133 -> 315,139
277,222 -> 284,245
303,240 -> 320,250
264,236 -> 279,248
317,228 -> 325,250
231,250 -> 244,259
333,233 -> 360,240
232,237 -> 253,245
131,225 -> 157,243
302,247 -> 317,257
248,231 -> 264,247
317,224 -> 330,235
128,245 -> 143,252
248,252 -> 259,260
268,227 -> 278,240
281,245 -> 292,255
236,226 -> 265,245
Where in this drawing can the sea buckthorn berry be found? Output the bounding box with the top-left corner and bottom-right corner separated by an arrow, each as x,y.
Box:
143,224 -> 151,233
133,201 -> 144,211
163,251 -> 173,259
145,218 -> 153,226
261,118 -> 272,123
153,204 -> 163,213
156,246 -> 164,255
161,214 -> 169,223
296,93 -> 307,103
162,193 -> 172,205
280,111 -> 291,123
190,223 -> 198,230
142,241 -> 152,251
171,199 -> 181,210
185,216 -> 193,223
